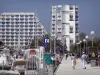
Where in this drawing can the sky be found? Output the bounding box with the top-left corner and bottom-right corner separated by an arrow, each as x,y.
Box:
0,0 -> 100,37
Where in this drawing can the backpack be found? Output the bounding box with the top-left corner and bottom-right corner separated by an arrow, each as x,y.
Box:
82,54 -> 86,61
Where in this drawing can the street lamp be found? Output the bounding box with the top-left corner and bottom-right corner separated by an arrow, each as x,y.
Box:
90,31 -> 95,47
85,36 -> 89,53
83,39 -> 86,52
76,42 -> 80,54
80,41 -> 82,56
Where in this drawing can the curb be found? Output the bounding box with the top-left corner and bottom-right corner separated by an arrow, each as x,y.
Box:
54,55 -> 64,74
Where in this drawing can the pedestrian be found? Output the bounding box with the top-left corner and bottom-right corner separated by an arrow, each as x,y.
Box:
71,53 -> 76,69
97,55 -> 100,66
65,53 -> 68,60
81,52 -> 87,69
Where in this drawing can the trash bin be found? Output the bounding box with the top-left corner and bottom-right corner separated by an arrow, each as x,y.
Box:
91,60 -> 96,67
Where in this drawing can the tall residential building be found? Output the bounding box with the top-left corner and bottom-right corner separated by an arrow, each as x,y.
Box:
51,5 -> 79,51
0,12 -> 47,49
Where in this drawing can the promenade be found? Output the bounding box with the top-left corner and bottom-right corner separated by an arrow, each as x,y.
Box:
55,56 -> 100,75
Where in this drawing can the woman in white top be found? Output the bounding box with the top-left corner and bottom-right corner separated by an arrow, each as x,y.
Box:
71,54 -> 76,69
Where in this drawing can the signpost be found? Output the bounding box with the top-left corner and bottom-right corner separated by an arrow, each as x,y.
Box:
44,38 -> 49,48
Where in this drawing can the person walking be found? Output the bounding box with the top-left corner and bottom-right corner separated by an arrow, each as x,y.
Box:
65,53 -> 68,60
81,52 -> 87,69
71,53 -> 76,69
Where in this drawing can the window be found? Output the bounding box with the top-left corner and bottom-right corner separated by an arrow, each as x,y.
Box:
11,22 -> 14,24
20,22 -> 24,24
11,18 -> 14,20
11,42 -> 14,44
11,39 -> 14,41
15,22 -> 19,24
52,24 -> 55,26
52,28 -> 55,30
29,29 -> 33,31
70,15 -> 73,21
15,15 -> 19,17
25,29 -> 28,31
6,32 -> 10,34
29,15 -> 33,17
38,29 -> 42,31
20,25 -> 24,27
6,42 -> 9,45
57,8 -> 61,13
15,29 -> 19,31
2,39 -> 5,41
20,18 -> 24,20
2,25 -> 5,27
20,15 -> 24,17
75,7 -> 78,10
6,25 -> 10,27
29,22 -> 33,24
25,22 -> 28,24
57,32 -> 61,34
58,16 -> 61,18
34,22 -> 37,24
20,36 -> 23,38
70,6 -> 73,10
25,15 -> 28,17
38,32 -> 42,34
76,28 -> 79,33
25,18 -> 28,21
25,25 -> 28,27
75,12 -> 78,15
75,16 -> 78,18
52,32 -> 55,34
70,18 -> 73,21
15,25 -> 19,27
75,18 -> 78,21
34,29 -> 37,31
11,25 -> 14,27
6,18 -> 10,21
11,15 -> 14,17
6,15 -> 10,17
58,28 -> 61,30
29,25 -> 33,27
76,23 -> 78,26
2,29 -> 5,31
6,39 -> 10,41
29,18 -> 33,20
52,15 -> 55,18
70,15 -> 73,18
6,22 -> 10,24
15,18 -> 19,21
20,42 -> 23,44
20,32 -> 24,34
70,40 -> 73,43
70,27 -> 73,33
11,29 -> 14,31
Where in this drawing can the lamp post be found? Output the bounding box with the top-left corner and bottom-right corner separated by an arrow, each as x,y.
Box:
83,39 -> 86,53
90,31 -> 95,47
85,36 -> 89,53
76,42 -> 80,54
80,41 -> 82,56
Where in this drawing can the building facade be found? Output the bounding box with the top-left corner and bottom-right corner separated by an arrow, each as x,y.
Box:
0,12 -> 47,50
51,5 -> 79,51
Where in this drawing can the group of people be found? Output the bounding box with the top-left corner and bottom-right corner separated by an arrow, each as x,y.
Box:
71,52 -> 87,69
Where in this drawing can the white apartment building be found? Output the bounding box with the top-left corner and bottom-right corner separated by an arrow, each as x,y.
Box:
51,5 -> 79,51
0,12 -> 47,50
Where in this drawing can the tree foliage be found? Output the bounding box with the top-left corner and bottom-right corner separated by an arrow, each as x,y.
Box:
79,32 -> 86,41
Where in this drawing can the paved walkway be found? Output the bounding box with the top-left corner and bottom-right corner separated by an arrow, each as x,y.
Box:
55,55 -> 100,75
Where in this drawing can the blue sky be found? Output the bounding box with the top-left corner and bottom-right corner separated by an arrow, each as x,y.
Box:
0,0 -> 100,37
